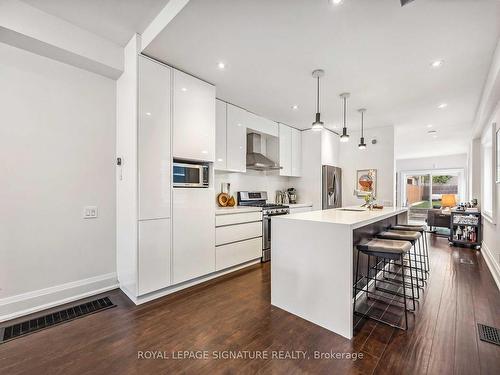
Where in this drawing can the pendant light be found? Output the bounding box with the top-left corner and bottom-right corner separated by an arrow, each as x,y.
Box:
311,69 -> 325,131
339,93 -> 350,142
358,108 -> 367,150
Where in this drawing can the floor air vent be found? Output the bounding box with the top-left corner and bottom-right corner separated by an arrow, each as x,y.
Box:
478,323 -> 500,346
459,258 -> 474,265
0,297 -> 115,344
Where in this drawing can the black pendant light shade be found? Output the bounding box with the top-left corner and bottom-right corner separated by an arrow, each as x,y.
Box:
311,69 -> 325,131
358,108 -> 367,150
339,93 -> 350,142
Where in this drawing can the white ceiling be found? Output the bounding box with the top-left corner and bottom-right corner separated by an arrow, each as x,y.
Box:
21,0 -> 170,46
144,0 -> 499,159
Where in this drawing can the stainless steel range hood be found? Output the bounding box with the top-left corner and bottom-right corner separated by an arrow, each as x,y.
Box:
246,133 -> 282,171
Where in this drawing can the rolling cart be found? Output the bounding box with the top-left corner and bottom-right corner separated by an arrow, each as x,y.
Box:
449,210 -> 481,250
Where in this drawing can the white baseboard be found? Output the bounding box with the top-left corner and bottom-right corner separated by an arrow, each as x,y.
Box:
0,273 -> 118,322
482,241 -> 500,291
124,259 -> 261,305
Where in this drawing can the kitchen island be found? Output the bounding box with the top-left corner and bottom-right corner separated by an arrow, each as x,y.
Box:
271,206 -> 408,339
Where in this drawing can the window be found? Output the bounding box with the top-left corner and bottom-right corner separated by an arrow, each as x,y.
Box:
481,123 -> 494,220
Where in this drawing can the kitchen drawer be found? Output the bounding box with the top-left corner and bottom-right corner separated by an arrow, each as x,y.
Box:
216,221 -> 262,246
216,211 -> 261,226
216,237 -> 262,271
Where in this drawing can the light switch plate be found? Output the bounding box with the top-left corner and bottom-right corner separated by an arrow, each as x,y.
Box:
83,206 -> 98,219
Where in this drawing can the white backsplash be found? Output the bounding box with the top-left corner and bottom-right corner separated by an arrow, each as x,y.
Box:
214,170 -> 293,203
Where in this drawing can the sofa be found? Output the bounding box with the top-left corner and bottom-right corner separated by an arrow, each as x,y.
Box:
426,209 -> 451,231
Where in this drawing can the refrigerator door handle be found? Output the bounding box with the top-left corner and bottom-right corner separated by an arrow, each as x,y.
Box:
332,174 -> 336,206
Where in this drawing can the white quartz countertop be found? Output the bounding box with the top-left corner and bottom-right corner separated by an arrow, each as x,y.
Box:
275,206 -> 408,229
215,206 -> 262,215
288,203 -> 313,209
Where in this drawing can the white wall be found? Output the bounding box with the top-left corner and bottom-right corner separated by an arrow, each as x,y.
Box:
339,126 -> 395,207
479,106 -> 500,289
396,153 -> 468,172
0,42 -> 117,320
116,35 -> 139,298
214,170 -> 291,203
471,38 -> 500,290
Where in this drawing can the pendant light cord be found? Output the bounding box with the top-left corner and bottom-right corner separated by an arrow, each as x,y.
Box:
343,96 -> 347,127
316,77 -> 320,113
361,111 -> 364,137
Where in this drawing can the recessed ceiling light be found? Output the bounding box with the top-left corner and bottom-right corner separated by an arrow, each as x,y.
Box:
181,87 -> 187,92
291,105 -> 299,110
217,62 -> 226,70
438,103 -> 447,109
145,112 -> 151,116
427,124 -> 433,128
431,60 -> 444,68
329,0 -> 344,5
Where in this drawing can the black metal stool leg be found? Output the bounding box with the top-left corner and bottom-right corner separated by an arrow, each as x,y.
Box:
401,254 -> 409,330
353,249 -> 360,314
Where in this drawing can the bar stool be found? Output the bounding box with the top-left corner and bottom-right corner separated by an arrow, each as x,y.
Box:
376,230 -> 425,296
354,238 -> 415,330
390,224 -> 430,273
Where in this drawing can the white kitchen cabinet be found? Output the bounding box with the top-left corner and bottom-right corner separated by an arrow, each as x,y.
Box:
226,104 -> 248,172
216,238 -> 262,271
172,188 -> 215,284
321,129 -> 340,166
279,123 -> 302,177
279,123 -> 292,176
173,69 -> 216,162
138,57 -> 171,220
216,221 -> 262,246
138,219 -> 171,295
215,99 -> 227,170
247,112 -> 278,137
291,128 -> 302,177
215,211 -> 261,226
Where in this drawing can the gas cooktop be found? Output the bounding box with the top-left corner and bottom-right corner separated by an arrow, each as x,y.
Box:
237,191 -> 289,210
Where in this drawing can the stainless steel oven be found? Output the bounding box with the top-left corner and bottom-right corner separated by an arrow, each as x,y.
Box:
237,191 -> 290,262
173,161 -> 209,188
262,207 -> 289,262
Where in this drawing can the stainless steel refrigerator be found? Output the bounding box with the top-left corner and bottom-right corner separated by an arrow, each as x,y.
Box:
322,165 -> 342,209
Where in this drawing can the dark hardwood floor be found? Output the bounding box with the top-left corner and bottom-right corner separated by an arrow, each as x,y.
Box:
1,237 -> 500,374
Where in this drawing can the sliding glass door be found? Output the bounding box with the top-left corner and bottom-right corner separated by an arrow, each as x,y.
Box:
401,169 -> 465,223
404,174 -> 431,222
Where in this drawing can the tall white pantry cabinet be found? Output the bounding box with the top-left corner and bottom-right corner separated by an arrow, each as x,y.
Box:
117,48 -> 173,301
117,36 -> 216,304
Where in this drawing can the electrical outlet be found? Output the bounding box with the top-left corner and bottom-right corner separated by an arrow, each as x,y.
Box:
83,206 -> 98,219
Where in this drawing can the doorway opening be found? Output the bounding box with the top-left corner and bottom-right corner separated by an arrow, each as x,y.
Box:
400,169 -> 465,223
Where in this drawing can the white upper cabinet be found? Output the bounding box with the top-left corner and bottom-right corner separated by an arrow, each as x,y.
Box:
279,123 -> 292,176
226,104 -> 248,172
247,112 -> 278,137
172,69 -> 215,162
321,129 -> 340,166
138,57 -> 171,220
279,123 -> 301,177
215,99 -> 227,170
291,128 -> 302,177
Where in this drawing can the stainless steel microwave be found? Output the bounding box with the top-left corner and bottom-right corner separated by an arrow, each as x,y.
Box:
173,162 -> 209,188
